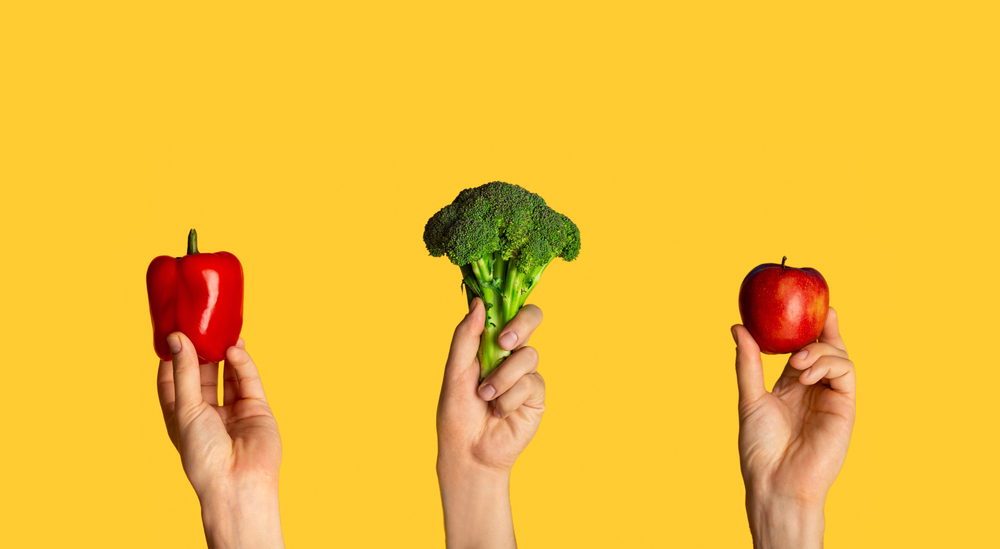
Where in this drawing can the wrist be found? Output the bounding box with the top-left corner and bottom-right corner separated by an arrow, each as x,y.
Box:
199,479 -> 284,549
746,490 -> 825,549
437,456 -> 514,549
437,454 -> 511,487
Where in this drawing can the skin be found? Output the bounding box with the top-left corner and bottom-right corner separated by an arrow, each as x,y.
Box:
437,298 -> 546,549
156,332 -> 284,549
732,307 -> 856,549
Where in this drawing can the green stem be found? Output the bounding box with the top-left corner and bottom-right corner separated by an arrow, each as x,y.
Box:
478,291 -> 507,380
460,264 -> 478,305
517,262 -> 549,308
188,229 -> 199,255
503,260 -> 519,325
466,254 -> 507,380
464,255 -> 557,380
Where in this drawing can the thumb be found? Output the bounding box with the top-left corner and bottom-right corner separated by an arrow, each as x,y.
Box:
442,298 -> 485,396
732,325 -> 766,406
169,332 -> 203,421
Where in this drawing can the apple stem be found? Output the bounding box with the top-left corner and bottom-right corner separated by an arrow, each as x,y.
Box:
781,256 -> 787,269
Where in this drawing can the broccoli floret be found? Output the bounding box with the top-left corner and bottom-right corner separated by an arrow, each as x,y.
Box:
424,181 -> 580,379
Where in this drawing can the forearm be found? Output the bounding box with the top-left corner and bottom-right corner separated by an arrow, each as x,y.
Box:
438,458 -> 515,549
199,481 -> 284,549
746,492 -> 824,549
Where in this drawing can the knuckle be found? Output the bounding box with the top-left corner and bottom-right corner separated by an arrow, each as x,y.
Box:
515,375 -> 534,392
815,355 -> 836,367
817,355 -> 851,372
805,342 -> 842,359
456,312 -> 479,335
519,346 -> 540,365
227,347 -> 248,363
489,369 -> 512,391
494,399 -> 512,416
505,318 -> 526,336
527,373 -> 545,394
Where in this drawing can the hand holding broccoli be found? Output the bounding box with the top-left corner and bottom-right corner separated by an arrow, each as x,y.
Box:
436,298 -> 546,548
426,181 -> 574,546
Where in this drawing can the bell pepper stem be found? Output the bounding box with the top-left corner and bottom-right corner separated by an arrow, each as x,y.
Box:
188,229 -> 199,255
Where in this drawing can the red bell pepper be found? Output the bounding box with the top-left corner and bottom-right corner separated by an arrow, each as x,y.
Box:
146,229 -> 244,363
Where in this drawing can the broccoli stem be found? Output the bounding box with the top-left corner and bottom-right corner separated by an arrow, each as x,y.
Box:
462,254 -> 554,380
467,253 -> 508,380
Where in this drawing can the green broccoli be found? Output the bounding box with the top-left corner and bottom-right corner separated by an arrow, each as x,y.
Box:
424,181 -> 581,380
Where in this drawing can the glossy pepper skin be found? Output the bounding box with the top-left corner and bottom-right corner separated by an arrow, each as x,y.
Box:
146,229 -> 244,363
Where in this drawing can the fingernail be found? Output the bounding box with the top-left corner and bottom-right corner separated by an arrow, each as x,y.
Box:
167,334 -> 182,355
479,384 -> 496,400
802,368 -> 812,379
731,328 -> 738,345
469,299 -> 477,313
499,332 -> 518,349
794,349 -> 809,360
493,408 -> 502,419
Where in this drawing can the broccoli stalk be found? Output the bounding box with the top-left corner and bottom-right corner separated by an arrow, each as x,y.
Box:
424,181 -> 580,380
459,255 -> 549,378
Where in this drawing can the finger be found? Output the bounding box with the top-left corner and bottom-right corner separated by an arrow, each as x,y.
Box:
497,304 -> 543,351
156,359 -> 175,421
200,362 -> 220,406
818,307 -> 847,355
169,332 -> 204,418
733,325 -> 767,406
493,372 -> 545,419
443,298 -> 486,388
787,341 -> 849,371
222,359 -> 240,405
478,346 -> 539,401
799,355 -> 856,396
224,337 -> 247,404
225,344 -> 268,401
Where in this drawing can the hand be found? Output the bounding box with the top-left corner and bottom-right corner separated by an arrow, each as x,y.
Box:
157,332 -> 284,549
732,308 -> 855,549
437,298 -> 546,549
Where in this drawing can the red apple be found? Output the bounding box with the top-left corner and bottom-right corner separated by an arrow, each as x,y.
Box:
738,257 -> 830,354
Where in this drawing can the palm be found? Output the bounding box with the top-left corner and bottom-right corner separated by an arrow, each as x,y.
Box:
740,363 -> 854,503
157,336 -> 282,496
164,396 -> 281,490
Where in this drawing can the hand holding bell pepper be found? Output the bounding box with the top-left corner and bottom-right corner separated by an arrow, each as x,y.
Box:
146,229 -> 244,363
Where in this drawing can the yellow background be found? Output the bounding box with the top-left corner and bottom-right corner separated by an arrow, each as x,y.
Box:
1,1 -> 997,547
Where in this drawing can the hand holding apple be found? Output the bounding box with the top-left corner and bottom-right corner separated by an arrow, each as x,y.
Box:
731,308 -> 856,549
738,257 -> 829,354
